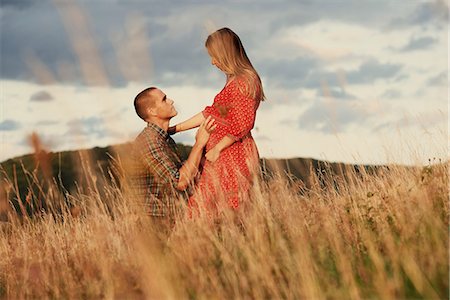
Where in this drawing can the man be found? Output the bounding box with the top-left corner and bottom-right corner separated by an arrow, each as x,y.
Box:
131,87 -> 216,219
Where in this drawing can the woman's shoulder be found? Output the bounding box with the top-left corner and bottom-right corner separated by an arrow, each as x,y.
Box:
227,74 -> 259,99
225,75 -> 248,92
232,74 -> 254,85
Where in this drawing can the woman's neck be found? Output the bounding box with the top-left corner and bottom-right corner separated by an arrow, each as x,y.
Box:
225,74 -> 236,86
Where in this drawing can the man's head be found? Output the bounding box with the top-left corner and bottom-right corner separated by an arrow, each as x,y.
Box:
134,87 -> 177,122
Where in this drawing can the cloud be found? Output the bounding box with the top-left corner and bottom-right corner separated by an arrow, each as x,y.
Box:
0,0 -> 36,9
0,1 -> 78,83
400,36 -> 437,52
388,1 -> 449,29
407,1 -> 448,26
16,132 -> 65,149
66,116 -> 121,139
0,120 -> 21,131
427,71 -> 447,86
260,55 -> 402,91
0,0 -> 215,87
302,59 -> 402,89
0,0 -> 421,90
379,89 -> 402,100
373,110 -> 447,132
346,59 -> 402,84
30,90 -> 54,102
268,0 -> 408,33
260,56 -> 320,89
317,88 -> 357,100
297,98 -> 375,133
36,120 -> 60,126
66,117 -> 103,136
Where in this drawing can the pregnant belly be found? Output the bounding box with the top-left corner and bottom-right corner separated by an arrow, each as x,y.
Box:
206,129 -> 227,152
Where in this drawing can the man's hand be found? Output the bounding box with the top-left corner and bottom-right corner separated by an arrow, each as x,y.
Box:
195,116 -> 216,147
205,147 -> 220,162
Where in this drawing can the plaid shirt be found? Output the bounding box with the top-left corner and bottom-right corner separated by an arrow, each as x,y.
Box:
131,123 -> 186,217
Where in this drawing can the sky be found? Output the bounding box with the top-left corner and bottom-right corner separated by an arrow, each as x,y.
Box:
0,0 -> 448,165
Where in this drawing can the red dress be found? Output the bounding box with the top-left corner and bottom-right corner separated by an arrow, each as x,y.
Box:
189,77 -> 261,210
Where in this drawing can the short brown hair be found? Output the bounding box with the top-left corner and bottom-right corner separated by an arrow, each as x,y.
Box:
134,87 -> 157,120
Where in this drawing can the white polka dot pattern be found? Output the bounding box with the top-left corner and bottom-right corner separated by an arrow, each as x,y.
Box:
190,78 -> 261,210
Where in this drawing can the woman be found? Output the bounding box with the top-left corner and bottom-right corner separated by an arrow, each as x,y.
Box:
171,27 -> 265,211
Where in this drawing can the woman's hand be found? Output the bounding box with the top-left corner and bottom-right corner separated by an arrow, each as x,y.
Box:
205,147 -> 220,163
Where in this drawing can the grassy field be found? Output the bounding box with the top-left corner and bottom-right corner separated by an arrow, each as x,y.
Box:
0,148 -> 448,299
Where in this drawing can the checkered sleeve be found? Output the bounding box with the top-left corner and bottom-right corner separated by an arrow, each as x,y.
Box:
138,135 -> 180,189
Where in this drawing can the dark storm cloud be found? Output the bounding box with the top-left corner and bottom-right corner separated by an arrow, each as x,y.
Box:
0,119 -> 21,131
0,0 -> 215,87
0,0 -> 36,9
400,36 -> 437,52
1,1 -> 78,82
30,90 -> 54,102
0,0 -> 433,89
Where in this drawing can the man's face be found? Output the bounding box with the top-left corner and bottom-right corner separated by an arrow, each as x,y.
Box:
150,88 -> 177,119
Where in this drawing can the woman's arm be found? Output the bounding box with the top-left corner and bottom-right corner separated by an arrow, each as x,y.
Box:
205,135 -> 234,162
206,80 -> 257,162
173,112 -> 205,134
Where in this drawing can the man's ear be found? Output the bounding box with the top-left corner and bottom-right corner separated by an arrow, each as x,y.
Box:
148,107 -> 157,117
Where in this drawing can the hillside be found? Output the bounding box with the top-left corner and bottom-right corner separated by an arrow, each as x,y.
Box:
0,142 -> 384,186
0,142 -> 384,216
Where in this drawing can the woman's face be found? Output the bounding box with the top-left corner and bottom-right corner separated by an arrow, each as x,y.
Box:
207,48 -> 223,72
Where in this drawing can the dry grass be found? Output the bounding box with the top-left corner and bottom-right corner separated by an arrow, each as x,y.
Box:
0,152 -> 448,299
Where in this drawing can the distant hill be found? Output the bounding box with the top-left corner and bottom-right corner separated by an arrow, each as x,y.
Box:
0,143 -> 385,217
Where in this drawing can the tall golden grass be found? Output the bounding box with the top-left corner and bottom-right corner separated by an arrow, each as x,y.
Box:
0,145 -> 448,299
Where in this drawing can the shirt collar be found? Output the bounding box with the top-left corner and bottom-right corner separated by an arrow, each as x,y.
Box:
146,122 -> 169,140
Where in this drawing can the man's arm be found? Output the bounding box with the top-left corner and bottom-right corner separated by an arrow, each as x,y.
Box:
170,112 -> 205,135
176,116 -> 216,190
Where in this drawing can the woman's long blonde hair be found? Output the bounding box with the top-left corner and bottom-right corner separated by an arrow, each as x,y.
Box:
206,28 -> 265,102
